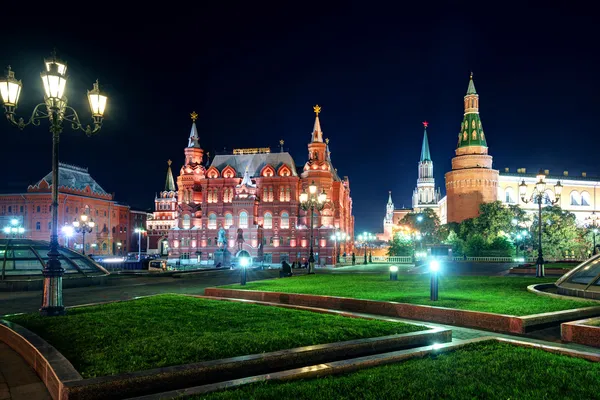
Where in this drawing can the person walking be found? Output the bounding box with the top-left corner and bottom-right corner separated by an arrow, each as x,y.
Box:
352,252 -> 356,265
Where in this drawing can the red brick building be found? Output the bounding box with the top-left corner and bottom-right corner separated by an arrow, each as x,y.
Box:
0,163 -> 145,255
166,108 -> 354,266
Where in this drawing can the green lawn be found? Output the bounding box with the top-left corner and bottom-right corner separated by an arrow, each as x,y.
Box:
219,274 -> 598,315
4,294 -> 425,378
585,318 -> 600,327
195,341 -> 600,400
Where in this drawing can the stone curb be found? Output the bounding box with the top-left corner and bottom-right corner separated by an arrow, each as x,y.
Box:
0,296 -> 449,400
527,283 -> 600,303
204,288 -> 600,334
125,336 -> 600,400
0,320 -> 82,400
510,268 -> 570,275
561,317 -> 600,348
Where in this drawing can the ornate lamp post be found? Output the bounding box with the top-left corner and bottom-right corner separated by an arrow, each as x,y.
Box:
586,212 -> 599,255
134,227 -> 146,260
519,170 -> 562,277
0,53 -> 107,316
73,214 -> 95,256
300,181 -> 327,274
330,230 -> 347,264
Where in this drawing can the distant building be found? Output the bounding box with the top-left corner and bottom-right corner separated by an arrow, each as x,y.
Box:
0,163 -> 135,255
164,108 -> 354,266
380,74 -> 600,232
146,160 -> 179,256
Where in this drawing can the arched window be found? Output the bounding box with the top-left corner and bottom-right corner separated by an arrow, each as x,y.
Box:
102,243 -> 107,251
264,212 -> 273,229
505,187 -> 516,204
183,214 -> 191,229
281,212 -> 290,229
208,213 -> 217,229
582,191 -> 591,206
224,213 -> 233,229
239,211 -> 248,228
570,191 -> 581,206
36,206 -> 40,213
36,222 -> 40,230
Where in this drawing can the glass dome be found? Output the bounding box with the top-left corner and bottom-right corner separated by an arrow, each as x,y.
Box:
0,239 -> 109,278
556,254 -> 600,300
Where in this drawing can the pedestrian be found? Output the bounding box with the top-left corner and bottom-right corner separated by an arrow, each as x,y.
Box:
352,252 -> 356,265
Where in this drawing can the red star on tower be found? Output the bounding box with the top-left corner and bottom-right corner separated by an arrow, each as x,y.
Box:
422,121 -> 428,128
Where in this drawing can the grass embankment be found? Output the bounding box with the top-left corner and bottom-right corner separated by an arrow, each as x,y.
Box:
5,294 -> 425,378
196,341 -> 600,400
586,318 -> 600,327
219,274 -> 598,316
544,262 -> 580,269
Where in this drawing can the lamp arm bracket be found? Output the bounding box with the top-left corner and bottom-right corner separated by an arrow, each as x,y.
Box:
4,103 -> 49,130
63,106 -> 102,136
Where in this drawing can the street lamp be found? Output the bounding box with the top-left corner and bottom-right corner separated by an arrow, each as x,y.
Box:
0,53 -> 107,317
389,265 -> 398,281
134,227 -> 146,260
519,170 -> 562,278
300,181 -> 327,274
3,219 -> 24,238
239,256 -> 250,285
330,230 -> 347,265
586,212 -> 599,255
73,214 -> 95,256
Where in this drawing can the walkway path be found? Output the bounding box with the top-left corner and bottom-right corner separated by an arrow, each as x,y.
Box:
0,343 -> 49,400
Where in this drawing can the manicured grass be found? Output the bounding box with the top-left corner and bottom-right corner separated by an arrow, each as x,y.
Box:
219,274 -> 598,315
195,341 -> 600,400
586,318 -> 600,327
5,294 -> 425,378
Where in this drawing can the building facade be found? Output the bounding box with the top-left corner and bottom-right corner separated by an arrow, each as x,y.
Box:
147,160 -> 179,255
0,163 -> 134,255
381,74 -> 600,232
166,108 -> 354,266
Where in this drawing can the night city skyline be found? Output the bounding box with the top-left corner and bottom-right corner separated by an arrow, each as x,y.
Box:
1,5 -> 598,233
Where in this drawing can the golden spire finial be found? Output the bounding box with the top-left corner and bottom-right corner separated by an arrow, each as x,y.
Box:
279,139 -> 284,146
167,159 -> 172,166
190,111 -> 198,122
470,71 -> 473,79
325,138 -> 329,144
313,104 -> 321,116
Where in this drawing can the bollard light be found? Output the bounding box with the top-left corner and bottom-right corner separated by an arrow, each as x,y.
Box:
429,260 -> 440,301
239,256 -> 249,285
389,265 -> 398,281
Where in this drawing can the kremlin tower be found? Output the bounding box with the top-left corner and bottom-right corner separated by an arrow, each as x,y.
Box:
412,121 -> 441,212
445,74 -> 499,223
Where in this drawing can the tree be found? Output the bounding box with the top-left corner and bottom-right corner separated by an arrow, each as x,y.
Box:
530,205 -> 588,259
387,234 -> 413,256
399,208 -> 441,244
444,230 -> 465,256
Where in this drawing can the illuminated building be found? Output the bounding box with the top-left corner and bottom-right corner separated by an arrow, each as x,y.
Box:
147,160 -> 179,256
0,163 -> 142,255
165,108 -> 354,266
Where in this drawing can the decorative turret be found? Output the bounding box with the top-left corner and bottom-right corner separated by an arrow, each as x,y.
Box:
385,191 -> 394,223
184,111 -> 204,166
413,121 -> 440,209
457,73 -> 487,148
165,160 -> 176,192
303,105 -> 329,174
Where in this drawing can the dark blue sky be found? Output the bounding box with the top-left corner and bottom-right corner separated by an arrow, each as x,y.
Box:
1,4 -> 598,233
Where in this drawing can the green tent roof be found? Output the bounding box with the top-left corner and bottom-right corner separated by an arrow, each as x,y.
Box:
420,127 -> 431,162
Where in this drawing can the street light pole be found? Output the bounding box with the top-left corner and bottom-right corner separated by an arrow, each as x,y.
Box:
520,170 -> 562,278
73,214 -> 95,256
300,181 -> 327,274
135,228 -> 146,260
587,212 -> 599,256
0,53 -> 107,317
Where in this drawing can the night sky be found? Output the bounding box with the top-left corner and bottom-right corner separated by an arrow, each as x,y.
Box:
1,5 -> 598,233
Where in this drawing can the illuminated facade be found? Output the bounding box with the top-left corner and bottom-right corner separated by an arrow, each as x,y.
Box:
147,160 -> 179,255
0,163 -> 138,255
166,109 -> 354,266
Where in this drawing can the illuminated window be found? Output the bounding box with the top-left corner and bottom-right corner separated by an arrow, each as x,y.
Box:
570,191 -> 581,206
239,211 -> 248,228
505,187 -> 516,204
582,191 -> 591,206
224,213 -> 233,228
183,214 -> 191,229
208,213 -> 217,229
281,212 -> 289,229
264,212 -> 273,229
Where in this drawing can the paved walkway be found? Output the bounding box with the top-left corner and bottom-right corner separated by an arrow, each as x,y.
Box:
0,343 -> 50,400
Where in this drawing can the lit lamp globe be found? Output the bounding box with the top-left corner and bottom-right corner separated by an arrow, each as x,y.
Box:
535,170 -> 546,194
88,220 -> 95,229
40,57 -> 68,110
519,180 -> 527,199
299,190 -> 308,203
72,220 -> 80,228
318,189 -> 327,203
0,67 -> 22,109
88,80 -> 107,120
554,180 -> 563,197
309,181 -> 317,195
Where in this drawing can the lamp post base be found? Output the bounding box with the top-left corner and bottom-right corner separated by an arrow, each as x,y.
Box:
536,257 -> 545,278
40,264 -> 65,316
